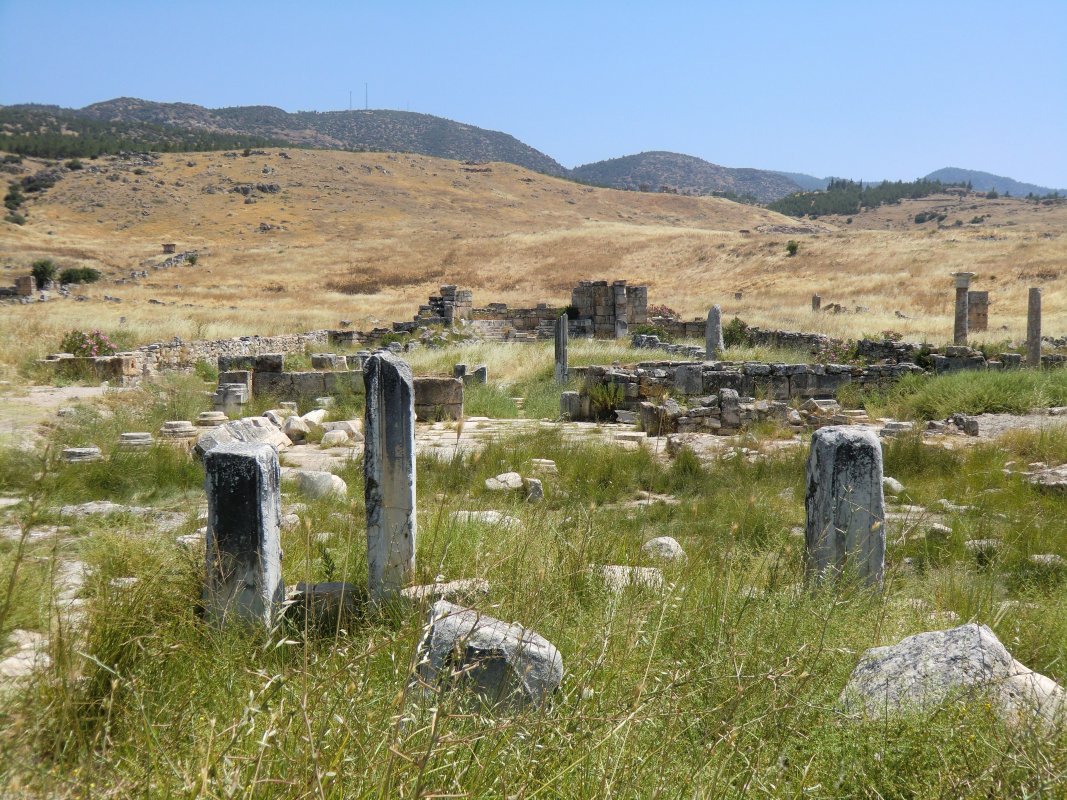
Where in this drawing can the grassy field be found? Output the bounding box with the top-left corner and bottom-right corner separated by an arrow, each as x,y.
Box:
1,362 -> 1067,796
2,149 -> 1066,380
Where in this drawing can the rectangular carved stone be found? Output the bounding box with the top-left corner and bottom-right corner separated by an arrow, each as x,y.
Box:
203,442 -> 284,627
364,352 -> 417,601
413,376 -> 463,421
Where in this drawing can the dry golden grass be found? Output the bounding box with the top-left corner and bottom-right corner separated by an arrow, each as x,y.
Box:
1,149 -> 1066,377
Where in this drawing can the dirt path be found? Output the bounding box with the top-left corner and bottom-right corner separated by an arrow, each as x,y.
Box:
0,384 -> 118,447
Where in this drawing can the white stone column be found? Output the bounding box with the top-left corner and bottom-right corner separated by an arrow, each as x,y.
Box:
363,351 -> 417,602
952,272 -> 975,345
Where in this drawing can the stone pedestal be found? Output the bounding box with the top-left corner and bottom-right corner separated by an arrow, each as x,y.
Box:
1027,287 -> 1042,367
363,352 -> 417,602
952,272 -> 975,345
203,442 -> 283,627
706,305 -> 724,359
805,426 -> 885,587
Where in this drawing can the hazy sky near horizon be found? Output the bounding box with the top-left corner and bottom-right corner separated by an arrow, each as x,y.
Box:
2,0 -> 1065,187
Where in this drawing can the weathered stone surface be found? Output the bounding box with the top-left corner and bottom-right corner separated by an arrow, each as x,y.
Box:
283,415 -> 311,442
530,458 -> 558,475
195,417 -> 292,458
641,536 -> 687,562
414,600 -> 563,708
413,376 -> 463,421
301,408 -> 328,426
320,429 -> 349,447
706,305 -> 724,359
322,420 -> 363,441
485,472 -> 523,491
285,581 -> 365,632
805,426 -> 885,587
59,500 -> 185,532
839,623 -> 1066,728
554,313 -> 569,384
450,510 -> 523,530
524,477 -> 544,503
62,446 -> 102,463
364,352 -> 417,602
401,578 -> 490,604
285,469 -> 347,499
203,442 -> 284,627
597,564 -> 664,593
882,476 -> 905,495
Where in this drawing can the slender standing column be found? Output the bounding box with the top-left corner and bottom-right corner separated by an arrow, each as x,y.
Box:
554,313 -> 569,384
705,305 -> 724,359
811,294 -> 821,313
203,442 -> 284,627
805,426 -> 886,588
363,351 -> 417,601
952,272 -> 975,345
1027,287 -> 1042,367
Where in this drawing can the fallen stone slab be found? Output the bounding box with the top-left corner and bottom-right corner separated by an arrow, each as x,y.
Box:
1025,465 -> 1067,492
0,629 -> 51,679
839,623 -> 1067,729
320,429 -> 349,448
401,578 -> 490,604
58,501 -> 185,532
449,510 -> 522,531
414,600 -> 563,708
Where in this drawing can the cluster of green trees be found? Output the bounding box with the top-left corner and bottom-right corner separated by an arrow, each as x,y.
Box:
768,178 -> 961,217
0,109 -> 285,159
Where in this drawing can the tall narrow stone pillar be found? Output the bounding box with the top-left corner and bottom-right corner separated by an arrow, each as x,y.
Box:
203,442 -> 284,627
1027,287 -> 1042,367
952,272 -> 975,345
363,351 -> 417,602
554,313 -> 569,384
811,294 -> 821,312
804,426 -> 885,588
705,305 -> 724,359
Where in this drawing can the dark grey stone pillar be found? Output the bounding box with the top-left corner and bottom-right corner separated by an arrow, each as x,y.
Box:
363,351 -> 417,602
554,313 -> 569,384
1027,287 -> 1042,367
705,305 -> 724,359
203,442 -> 283,627
952,272 -> 975,345
805,426 -> 885,587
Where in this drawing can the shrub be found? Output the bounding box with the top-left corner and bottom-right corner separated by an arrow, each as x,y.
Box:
3,184 -> 23,210
722,316 -> 751,348
4,212 -> 25,225
186,253 -> 198,266
786,240 -> 799,256
59,330 -> 118,357
59,267 -> 101,284
66,159 -> 83,170
647,304 -> 679,320
31,258 -> 57,286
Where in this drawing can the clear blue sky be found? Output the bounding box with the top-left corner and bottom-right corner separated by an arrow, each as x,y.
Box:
2,0 -> 1065,187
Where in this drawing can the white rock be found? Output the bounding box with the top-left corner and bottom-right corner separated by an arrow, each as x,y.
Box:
283,415 -> 311,442
839,623 -> 1067,729
301,408 -> 328,426
401,578 -> 490,603
641,536 -> 687,563
291,470 -> 348,499
280,513 -> 301,530
322,420 -> 364,442
882,476 -> 905,495
485,472 -> 523,491
596,564 -> 664,593
320,430 -> 350,448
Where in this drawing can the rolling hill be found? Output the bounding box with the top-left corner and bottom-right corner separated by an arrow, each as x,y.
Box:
571,151 -> 802,203
924,167 -> 1064,197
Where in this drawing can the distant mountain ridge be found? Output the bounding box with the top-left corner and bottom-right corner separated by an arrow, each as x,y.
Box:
571,151 -> 801,203
923,167 -> 1064,197
1,98 -> 567,176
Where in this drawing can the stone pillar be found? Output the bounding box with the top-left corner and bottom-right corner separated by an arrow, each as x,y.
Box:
363,351 -> 417,602
952,272 -> 975,345
203,442 -> 284,627
705,305 -> 724,359
1027,287 -> 1042,368
554,313 -> 569,383
811,294 -> 821,313
804,426 -> 885,587
613,281 -> 629,338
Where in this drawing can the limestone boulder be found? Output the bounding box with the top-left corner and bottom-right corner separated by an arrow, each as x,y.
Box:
415,600 -> 563,708
301,408 -> 328,426
320,430 -> 349,448
194,417 -> 292,458
485,472 -> 523,491
449,510 -> 522,530
322,420 -> 364,442
290,469 -> 348,499
839,623 -> 1066,729
641,536 -> 687,563
284,415 -> 311,442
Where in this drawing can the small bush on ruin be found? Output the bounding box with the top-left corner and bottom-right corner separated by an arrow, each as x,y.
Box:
722,316 -> 751,348
59,329 -> 117,357
31,258 -> 57,286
